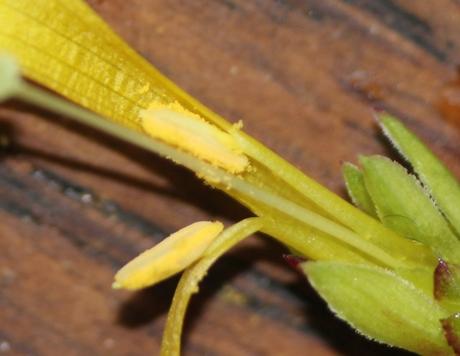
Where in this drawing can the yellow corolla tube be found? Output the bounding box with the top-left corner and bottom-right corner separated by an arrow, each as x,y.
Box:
113,221 -> 223,290
0,0 -> 231,131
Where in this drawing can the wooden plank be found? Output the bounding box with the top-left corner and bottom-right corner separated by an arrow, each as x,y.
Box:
1,0 -> 460,354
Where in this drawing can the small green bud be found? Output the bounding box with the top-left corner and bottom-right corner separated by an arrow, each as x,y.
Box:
342,162 -> 377,217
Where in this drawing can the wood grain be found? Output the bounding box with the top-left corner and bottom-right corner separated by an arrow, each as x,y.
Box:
1,0 -> 460,355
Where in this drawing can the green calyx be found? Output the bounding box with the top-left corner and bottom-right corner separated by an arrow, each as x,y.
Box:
303,113 -> 460,355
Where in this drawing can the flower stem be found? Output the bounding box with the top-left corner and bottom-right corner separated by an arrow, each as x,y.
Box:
161,217 -> 264,356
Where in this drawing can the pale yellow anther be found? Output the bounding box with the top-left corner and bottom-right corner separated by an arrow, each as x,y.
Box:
140,102 -> 249,173
113,221 -> 223,290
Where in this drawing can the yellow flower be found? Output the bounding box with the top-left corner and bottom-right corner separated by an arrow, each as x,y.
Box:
3,1 -> 456,355
0,0 -> 431,270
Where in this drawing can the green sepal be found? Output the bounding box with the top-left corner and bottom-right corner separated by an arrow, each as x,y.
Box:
395,266 -> 434,296
360,155 -> 460,263
342,162 -> 377,217
303,261 -> 451,355
379,114 -> 460,236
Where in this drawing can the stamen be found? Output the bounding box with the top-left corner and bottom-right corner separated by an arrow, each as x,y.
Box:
141,102 -> 249,173
113,221 -> 223,290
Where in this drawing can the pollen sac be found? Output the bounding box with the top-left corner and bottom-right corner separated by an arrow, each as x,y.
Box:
141,102 -> 249,173
113,221 -> 223,290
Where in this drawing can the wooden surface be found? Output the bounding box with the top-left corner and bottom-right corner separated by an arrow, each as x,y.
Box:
1,1 -> 460,355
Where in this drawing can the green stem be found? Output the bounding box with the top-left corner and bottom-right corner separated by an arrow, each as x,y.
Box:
160,217 -> 264,356
224,177 -> 401,268
232,130 -> 435,267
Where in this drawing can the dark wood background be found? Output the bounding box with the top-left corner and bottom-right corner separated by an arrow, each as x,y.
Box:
1,0 -> 460,355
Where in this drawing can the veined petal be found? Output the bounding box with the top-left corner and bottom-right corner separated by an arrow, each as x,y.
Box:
0,0 -> 231,130
113,221 -> 223,290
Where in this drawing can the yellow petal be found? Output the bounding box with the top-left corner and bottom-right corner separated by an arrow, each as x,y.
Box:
113,221 -> 223,290
0,0 -> 231,130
